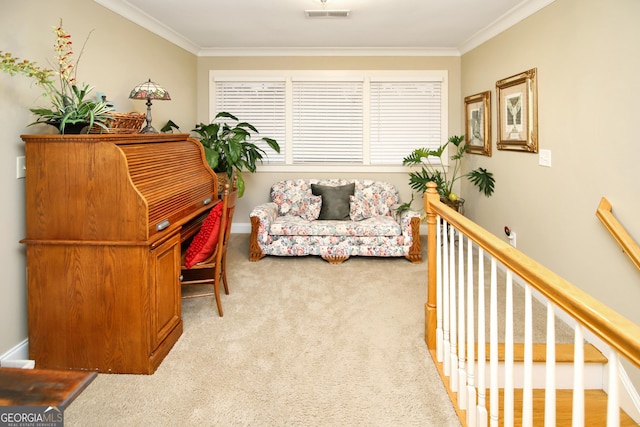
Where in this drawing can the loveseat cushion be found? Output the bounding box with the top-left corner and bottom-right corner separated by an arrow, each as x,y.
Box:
298,194 -> 323,221
272,180 -> 324,218
311,183 -> 355,220
270,179 -> 398,220
269,215 -> 401,237
349,195 -> 391,221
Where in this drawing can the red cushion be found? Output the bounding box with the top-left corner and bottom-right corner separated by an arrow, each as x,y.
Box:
184,202 -> 224,268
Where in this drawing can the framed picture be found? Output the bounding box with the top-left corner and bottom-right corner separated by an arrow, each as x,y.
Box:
496,68 -> 538,152
464,91 -> 491,156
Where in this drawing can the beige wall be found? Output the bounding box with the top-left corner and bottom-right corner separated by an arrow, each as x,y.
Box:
461,0 -> 640,381
0,0 -> 196,357
197,56 -> 462,224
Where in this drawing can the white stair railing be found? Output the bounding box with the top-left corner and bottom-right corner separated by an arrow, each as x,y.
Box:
467,237 -> 477,427
458,229 -> 467,410
476,246 -> 488,427
423,183 -> 640,427
573,325 -> 585,427
450,224 -> 458,392
523,282 -> 533,427
489,257 -> 499,427
545,300 -> 556,427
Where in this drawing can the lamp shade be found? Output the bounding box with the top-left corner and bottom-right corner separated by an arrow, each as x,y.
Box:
129,79 -> 171,133
129,79 -> 171,101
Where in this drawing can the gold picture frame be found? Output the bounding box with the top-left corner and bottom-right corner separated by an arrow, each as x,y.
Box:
496,68 -> 538,152
464,91 -> 491,156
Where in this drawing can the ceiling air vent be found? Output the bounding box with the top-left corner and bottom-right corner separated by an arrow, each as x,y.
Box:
305,9 -> 351,18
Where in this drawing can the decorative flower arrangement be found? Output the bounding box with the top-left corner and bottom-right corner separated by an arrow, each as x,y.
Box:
0,19 -> 110,133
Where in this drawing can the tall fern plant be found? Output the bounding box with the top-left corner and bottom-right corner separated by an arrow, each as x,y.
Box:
402,135 -> 495,200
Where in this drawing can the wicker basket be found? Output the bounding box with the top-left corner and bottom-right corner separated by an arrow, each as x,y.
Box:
90,112 -> 145,134
216,172 -> 229,195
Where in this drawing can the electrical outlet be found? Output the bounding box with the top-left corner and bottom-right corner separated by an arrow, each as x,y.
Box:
539,149 -> 552,167
504,226 -> 517,247
16,156 -> 26,179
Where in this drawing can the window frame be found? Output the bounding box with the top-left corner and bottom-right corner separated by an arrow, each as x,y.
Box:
209,70 -> 449,173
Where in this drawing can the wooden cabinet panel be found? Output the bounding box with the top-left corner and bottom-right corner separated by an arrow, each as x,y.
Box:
149,234 -> 182,353
26,244 -> 151,373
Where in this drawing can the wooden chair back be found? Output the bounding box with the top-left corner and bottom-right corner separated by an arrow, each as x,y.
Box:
180,180 -> 237,316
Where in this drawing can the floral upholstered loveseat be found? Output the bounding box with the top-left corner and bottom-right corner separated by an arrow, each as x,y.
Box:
249,179 -> 422,264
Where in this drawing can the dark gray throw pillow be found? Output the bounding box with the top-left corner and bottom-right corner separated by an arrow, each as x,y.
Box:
311,183 -> 355,220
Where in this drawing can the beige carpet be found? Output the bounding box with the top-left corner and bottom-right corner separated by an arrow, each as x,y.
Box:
65,235 -> 462,426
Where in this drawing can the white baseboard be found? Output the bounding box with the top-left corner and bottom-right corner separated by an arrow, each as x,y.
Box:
475,361 -> 603,390
0,338 -> 29,362
231,222 -> 251,234
604,359 -> 640,423
0,359 -> 35,369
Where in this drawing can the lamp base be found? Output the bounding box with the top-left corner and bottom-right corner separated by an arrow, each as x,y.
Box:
140,125 -> 158,134
139,98 -> 158,134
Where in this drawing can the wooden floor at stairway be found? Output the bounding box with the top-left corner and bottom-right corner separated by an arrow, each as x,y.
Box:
479,343 -> 608,364
486,389 -> 638,427
429,348 -> 639,426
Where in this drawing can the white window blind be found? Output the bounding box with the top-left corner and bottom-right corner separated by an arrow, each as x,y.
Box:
370,80 -> 442,164
209,71 -> 448,168
292,81 -> 363,163
214,80 -> 286,164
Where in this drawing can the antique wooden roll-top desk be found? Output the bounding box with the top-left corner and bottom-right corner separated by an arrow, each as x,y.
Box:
20,133 -> 217,374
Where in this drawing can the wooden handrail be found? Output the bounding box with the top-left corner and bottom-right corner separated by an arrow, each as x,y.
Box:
596,197 -> 640,271
424,183 -> 640,368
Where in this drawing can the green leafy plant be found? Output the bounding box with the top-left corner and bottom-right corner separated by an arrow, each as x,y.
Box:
402,135 -> 495,200
192,112 -> 280,197
160,120 -> 180,133
29,82 -> 111,133
0,19 -> 109,133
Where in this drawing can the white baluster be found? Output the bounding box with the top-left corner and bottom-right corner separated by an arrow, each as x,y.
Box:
607,350 -> 619,427
476,248 -> 488,427
504,271 -> 514,427
443,220 -> 451,377
458,230 -> 467,409
522,284 -> 533,427
490,258 -> 499,427
545,301 -> 556,427
450,225 -> 458,392
467,237 -> 477,427
572,325 -> 585,427
436,216 -> 444,363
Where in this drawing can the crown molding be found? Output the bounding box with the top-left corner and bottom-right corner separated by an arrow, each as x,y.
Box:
197,47 -> 461,57
94,0 -> 200,54
458,0 -> 557,54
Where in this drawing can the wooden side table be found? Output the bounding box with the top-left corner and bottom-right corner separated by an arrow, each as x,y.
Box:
0,368 -> 96,408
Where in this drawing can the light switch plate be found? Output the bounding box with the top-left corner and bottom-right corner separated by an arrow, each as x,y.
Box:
539,149 -> 552,167
16,156 -> 26,179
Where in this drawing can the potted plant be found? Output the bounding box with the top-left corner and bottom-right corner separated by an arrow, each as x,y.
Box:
160,120 -> 180,133
0,19 -> 110,133
402,135 -> 495,211
192,112 -> 280,197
